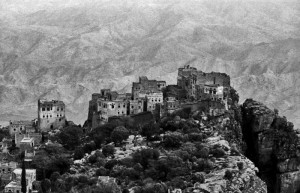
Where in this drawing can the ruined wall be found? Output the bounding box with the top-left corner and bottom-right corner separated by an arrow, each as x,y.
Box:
132,77 -> 166,100
130,112 -> 154,128
177,66 -> 230,101
164,85 -> 187,100
241,99 -> 300,193
200,72 -> 230,87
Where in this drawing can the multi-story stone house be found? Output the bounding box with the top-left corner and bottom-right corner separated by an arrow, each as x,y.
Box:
38,99 -> 66,132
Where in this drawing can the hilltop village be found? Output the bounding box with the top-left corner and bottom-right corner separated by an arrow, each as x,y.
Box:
86,65 -> 231,129
0,65 -> 299,193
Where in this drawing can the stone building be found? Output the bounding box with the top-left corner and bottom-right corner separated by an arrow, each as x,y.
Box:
132,76 -> 166,100
38,99 -> 66,132
0,162 -> 17,185
163,97 -> 181,114
143,91 -> 164,112
127,99 -> 145,115
155,97 -> 181,118
4,168 -> 36,193
89,88 -> 149,128
177,65 -> 230,100
98,99 -> 128,122
8,121 -> 35,136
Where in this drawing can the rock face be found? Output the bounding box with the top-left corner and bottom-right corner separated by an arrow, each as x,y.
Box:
201,136 -> 267,193
241,99 -> 300,193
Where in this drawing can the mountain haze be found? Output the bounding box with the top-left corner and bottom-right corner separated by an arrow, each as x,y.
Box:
0,0 -> 299,127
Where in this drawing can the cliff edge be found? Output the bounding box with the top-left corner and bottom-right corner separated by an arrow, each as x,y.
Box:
242,99 -> 300,193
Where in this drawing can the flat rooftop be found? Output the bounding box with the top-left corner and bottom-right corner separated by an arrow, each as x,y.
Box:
13,168 -> 36,175
20,137 -> 34,143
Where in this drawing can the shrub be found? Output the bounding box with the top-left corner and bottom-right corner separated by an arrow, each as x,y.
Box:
95,167 -> 109,176
188,133 -> 204,142
88,154 -> 98,164
119,158 -> 135,168
224,170 -> 233,180
194,159 -> 214,172
191,172 -> 205,183
211,147 -> 226,158
102,145 -> 115,157
83,142 -> 96,153
174,150 -> 191,161
110,126 -> 129,145
163,133 -> 183,149
74,148 -> 85,160
123,168 -> 140,180
132,149 -> 160,169
78,175 -> 88,184
57,126 -> 83,150
104,159 -> 118,170
141,122 -> 160,141
195,147 -> 209,159
237,162 -> 244,170
96,158 -> 107,168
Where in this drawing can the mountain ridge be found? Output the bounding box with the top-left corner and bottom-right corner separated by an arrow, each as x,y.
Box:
0,0 -> 299,127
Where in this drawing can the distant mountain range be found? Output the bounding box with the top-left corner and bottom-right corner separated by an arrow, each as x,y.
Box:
0,0 -> 299,127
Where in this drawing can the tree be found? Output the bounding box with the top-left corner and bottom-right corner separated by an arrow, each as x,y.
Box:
111,126 -> 129,146
74,148 -> 85,160
229,88 -> 239,104
141,122 -> 160,141
163,132 -> 183,149
21,159 -> 26,193
57,126 -> 83,150
0,129 -> 9,141
102,145 -> 115,157
143,183 -> 167,193
41,179 -> 51,193
41,133 -> 45,143
132,149 -> 160,169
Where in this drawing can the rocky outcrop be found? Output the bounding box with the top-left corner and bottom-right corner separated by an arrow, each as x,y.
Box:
189,136 -> 267,193
241,99 -> 300,193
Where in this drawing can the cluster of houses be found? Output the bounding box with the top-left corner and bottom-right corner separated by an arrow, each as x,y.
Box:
0,99 -> 66,192
0,65 -> 232,192
87,65 -> 231,128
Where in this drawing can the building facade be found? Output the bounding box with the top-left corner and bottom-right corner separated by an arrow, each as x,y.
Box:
8,121 -> 35,136
38,99 -> 66,132
98,99 -> 128,122
144,92 -> 164,112
177,65 -> 230,101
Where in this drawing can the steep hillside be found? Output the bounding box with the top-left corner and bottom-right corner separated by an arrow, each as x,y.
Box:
0,0 -> 299,126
